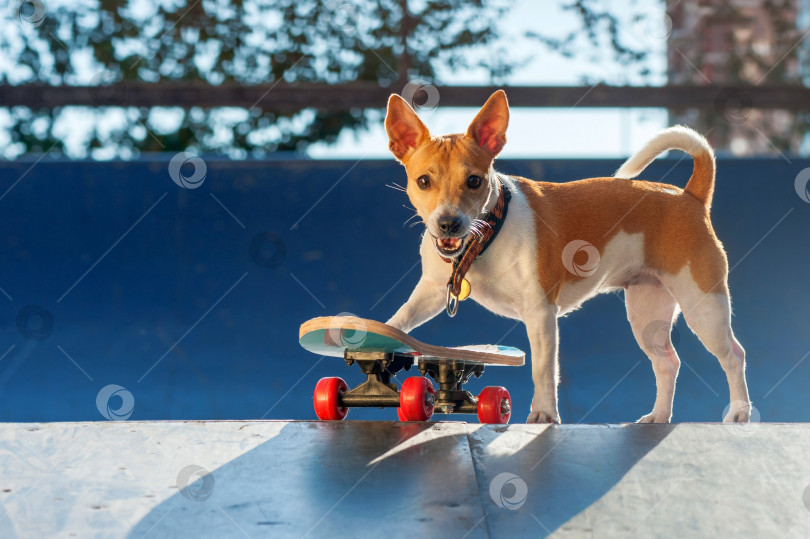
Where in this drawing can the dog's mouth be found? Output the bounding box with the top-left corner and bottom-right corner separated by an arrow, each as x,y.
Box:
434,235 -> 467,257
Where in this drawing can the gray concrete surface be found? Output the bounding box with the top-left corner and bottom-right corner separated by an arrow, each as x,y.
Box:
0,421 -> 808,538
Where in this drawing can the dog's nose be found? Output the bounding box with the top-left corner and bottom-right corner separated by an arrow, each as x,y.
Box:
437,215 -> 462,235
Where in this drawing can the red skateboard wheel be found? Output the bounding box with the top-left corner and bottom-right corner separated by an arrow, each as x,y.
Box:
398,377 -> 435,421
477,386 -> 511,424
313,377 -> 349,420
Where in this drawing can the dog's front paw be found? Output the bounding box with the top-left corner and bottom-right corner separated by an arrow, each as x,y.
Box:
636,411 -> 672,424
526,411 -> 561,424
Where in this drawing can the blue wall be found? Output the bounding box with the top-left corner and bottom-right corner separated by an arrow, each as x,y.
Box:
0,156 -> 807,423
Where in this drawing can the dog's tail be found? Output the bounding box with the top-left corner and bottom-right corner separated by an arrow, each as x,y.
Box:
614,125 -> 716,209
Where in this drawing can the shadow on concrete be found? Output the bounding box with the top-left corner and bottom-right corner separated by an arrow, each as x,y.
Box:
469,423 -> 675,536
128,421 -> 487,538
128,421 -> 673,538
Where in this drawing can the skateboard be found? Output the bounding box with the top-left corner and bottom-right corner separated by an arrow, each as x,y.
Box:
299,316 -> 525,424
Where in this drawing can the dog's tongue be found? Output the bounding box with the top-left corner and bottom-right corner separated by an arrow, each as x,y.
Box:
438,237 -> 462,250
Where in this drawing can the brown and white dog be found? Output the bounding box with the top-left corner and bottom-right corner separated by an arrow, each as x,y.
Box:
384,90 -> 751,424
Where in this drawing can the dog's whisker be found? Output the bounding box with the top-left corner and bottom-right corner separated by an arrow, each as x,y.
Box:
403,213 -> 421,227
408,220 -> 425,228
472,218 -> 492,231
386,183 -> 407,193
469,222 -> 488,234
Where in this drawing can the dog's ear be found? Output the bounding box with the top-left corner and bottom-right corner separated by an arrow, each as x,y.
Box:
467,90 -> 509,156
385,94 -> 430,161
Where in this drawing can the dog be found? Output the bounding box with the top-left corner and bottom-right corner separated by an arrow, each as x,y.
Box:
383,90 -> 751,424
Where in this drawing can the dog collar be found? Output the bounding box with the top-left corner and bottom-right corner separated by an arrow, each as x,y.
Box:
444,176 -> 511,317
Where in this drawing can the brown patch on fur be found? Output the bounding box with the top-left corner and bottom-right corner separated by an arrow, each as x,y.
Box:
515,176 -> 729,301
683,150 -> 715,208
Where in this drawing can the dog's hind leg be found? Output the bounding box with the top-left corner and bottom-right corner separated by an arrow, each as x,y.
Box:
662,270 -> 751,423
625,282 -> 682,423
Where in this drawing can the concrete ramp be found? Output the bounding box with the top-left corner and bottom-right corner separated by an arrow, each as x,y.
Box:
1,421 -> 808,537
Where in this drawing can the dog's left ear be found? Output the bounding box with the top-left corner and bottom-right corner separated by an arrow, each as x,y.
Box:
467,90 -> 509,156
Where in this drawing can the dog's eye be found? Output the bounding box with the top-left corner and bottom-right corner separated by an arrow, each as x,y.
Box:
416,175 -> 430,190
467,175 -> 483,189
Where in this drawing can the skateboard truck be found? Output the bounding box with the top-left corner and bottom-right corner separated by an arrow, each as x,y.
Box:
418,359 -> 484,415
339,351 -> 414,408
338,350 -> 482,414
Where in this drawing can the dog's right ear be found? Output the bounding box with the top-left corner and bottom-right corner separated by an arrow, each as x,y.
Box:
385,94 -> 430,161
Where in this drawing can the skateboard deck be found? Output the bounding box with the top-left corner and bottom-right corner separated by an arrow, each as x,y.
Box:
299,316 -> 525,366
